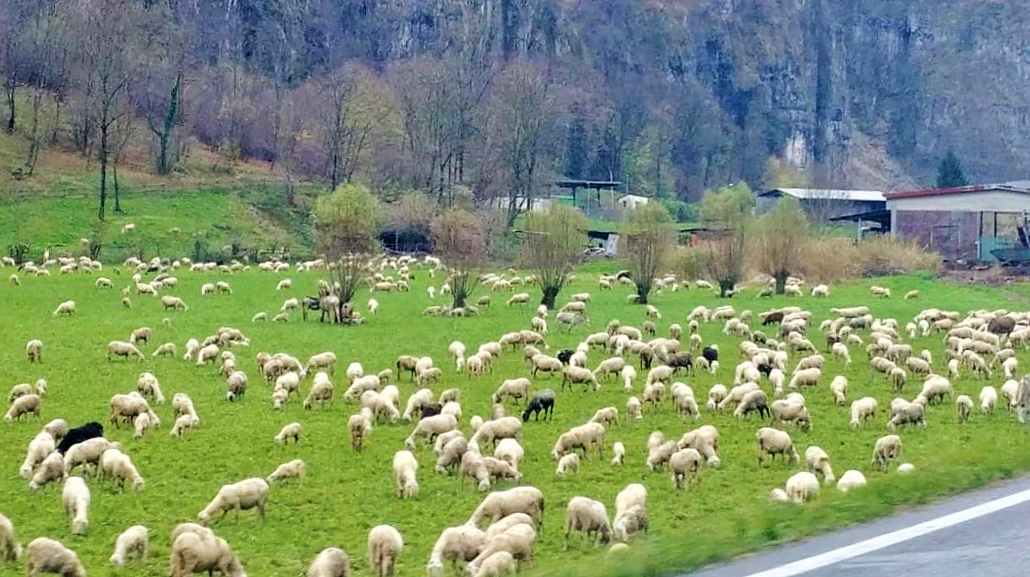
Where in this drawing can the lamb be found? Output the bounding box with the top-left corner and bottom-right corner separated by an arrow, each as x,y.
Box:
197,477 -> 269,525
366,525 -> 403,577
53,300 -> 76,316
109,525 -> 148,566
589,406 -> 620,428
393,450 -> 419,499
25,538 -> 86,577
426,525 -> 487,577
756,427 -> 799,467
0,511 -> 22,562
871,434 -> 903,470
4,393 -> 41,421
805,446 -> 835,485
956,394 -> 974,423
404,414 -> 459,449
980,386 -> 998,414
108,340 -> 144,361
669,448 -> 703,489
99,448 -> 145,491
836,470 -> 867,494
785,471 -> 820,503
555,453 -> 580,478
137,372 -> 166,404
267,459 -> 306,484
169,531 -> 246,577
626,396 -> 643,421
466,523 -> 537,575
274,422 -> 302,444
706,384 -> 728,410
8,383 -> 31,403
493,378 -> 531,404
563,497 -> 611,549
467,487 -> 546,529
850,397 -> 878,428
26,339 -> 42,363
307,547 -> 350,577
62,476 -> 90,534
610,441 -> 625,466
470,417 -> 523,449
551,422 -> 606,460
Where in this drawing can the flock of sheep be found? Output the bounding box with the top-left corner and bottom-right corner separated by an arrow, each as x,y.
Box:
2,252 -> 1030,577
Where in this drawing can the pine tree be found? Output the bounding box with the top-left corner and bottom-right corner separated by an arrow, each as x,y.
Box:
936,150 -> 969,188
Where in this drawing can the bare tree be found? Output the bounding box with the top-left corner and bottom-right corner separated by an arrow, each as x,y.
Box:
71,0 -> 140,220
520,204 -> 588,308
625,202 -> 676,305
699,183 -> 755,297
759,195 -> 810,293
389,59 -> 452,197
431,208 -> 487,310
20,0 -> 67,178
314,183 -> 382,308
137,6 -> 191,176
312,65 -> 385,190
490,62 -> 554,227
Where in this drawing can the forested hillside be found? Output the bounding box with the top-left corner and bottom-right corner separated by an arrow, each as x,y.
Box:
3,0 -> 1029,218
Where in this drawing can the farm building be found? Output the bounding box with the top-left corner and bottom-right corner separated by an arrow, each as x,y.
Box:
756,188 -> 887,222
885,181 -> 1030,261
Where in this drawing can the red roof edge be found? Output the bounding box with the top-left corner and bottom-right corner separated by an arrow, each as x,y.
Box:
885,184 -> 1026,200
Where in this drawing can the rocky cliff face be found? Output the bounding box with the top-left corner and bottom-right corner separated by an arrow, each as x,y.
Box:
215,0 -> 1030,190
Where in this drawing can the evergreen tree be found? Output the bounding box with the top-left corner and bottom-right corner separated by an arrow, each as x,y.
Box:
936,150 -> 969,188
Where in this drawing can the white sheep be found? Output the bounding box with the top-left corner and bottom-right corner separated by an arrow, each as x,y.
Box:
107,340 -> 145,361
785,471 -> 820,503
829,376 -> 848,405
756,427 -> 798,466
405,414 -> 459,449
274,422 -> 302,444
563,497 -> 611,549
836,470 -> 867,493
25,538 -> 85,577
556,453 -> 580,478
20,431 -> 55,479
197,477 -> 269,525
26,339 -> 42,363
53,300 -> 76,316
170,531 -> 246,577
62,476 -> 90,534
470,417 -> 522,449
171,414 -> 200,437
612,484 -> 648,542
267,459 -> 306,484
367,524 -> 403,577
426,525 -> 486,577
467,487 -> 545,529
109,525 -> 148,566
63,437 -> 119,475
393,450 -> 419,499
669,448 -> 703,489
849,396 -> 878,429
872,435 -> 903,470
980,386 -> 998,414
805,446 -> 835,485
99,448 -> 145,491
492,378 -> 531,404
551,422 -> 605,460
29,451 -> 65,491
466,523 -> 536,575
956,394 -> 974,423
307,547 -> 350,577
0,511 -> 22,562
494,438 -> 524,470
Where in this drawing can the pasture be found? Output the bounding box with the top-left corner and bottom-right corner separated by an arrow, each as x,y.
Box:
2,263 -> 1030,577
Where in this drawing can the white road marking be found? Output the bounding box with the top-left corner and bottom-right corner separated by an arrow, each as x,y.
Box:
742,486 -> 1030,577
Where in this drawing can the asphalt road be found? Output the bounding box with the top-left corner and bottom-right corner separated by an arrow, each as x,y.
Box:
684,475 -> 1030,577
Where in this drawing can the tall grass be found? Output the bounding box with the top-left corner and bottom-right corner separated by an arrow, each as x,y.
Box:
798,236 -> 941,284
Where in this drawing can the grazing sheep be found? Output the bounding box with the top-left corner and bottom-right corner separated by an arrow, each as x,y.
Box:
612,484 -> 648,542
53,300 -> 76,316
393,450 -> 419,499
197,477 -> 269,525
62,476 -> 90,534
493,438 -> 524,470
733,390 -> 769,420
770,398 -> 812,431
785,471 -> 820,503
0,511 -> 22,562
8,383 -> 31,403
669,448 -> 703,489
26,339 -> 42,363
368,525 -> 403,577
274,422 -> 302,444
829,376 -> 848,405
467,487 -> 545,529
307,547 -> 350,577
788,367 -> 821,389
521,389 -> 555,421
29,450 -> 65,491
26,538 -> 85,577
552,422 -> 605,460
805,446 -> 835,485
108,341 -> 144,361
267,459 -> 306,484
470,417 -> 523,449
169,531 -> 246,577
980,386 -> 998,414
426,525 -> 487,577
99,448 -> 145,491
849,397 -> 878,429
956,394 -> 974,423
555,453 -> 579,478
493,379 -> 531,404
871,435 -> 903,470
610,441 -> 626,466
836,470 -> 867,493
170,414 -> 200,437
5,394 -> 41,421
404,414 -> 459,449
563,497 -> 611,549
109,525 -> 148,566
756,427 -> 799,467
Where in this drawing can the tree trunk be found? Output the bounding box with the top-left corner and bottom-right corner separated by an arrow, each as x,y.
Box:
774,269 -> 789,295
718,279 -> 735,298
154,74 -> 181,175
4,83 -> 15,133
113,162 -> 122,213
635,281 -> 649,305
540,284 -> 561,309
98,122 -> 108,221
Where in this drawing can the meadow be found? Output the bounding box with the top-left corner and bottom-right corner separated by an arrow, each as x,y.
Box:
2,263 -> 1030,577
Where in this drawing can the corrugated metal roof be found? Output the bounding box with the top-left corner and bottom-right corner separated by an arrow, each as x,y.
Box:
884,182 -> 1030,200
759,188 -> 887,202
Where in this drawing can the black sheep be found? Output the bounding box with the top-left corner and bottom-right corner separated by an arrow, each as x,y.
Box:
667,352 -> 693,375
757,363 -> 773,377
419,403 -> 443,420
761,311 -> 784,326
56,422 -> 104,454
522,389 -> 556,421
556,349 -> 575,365
701,346 -> 719,364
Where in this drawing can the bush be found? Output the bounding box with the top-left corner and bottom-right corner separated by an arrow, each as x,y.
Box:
798,236 -> 940,283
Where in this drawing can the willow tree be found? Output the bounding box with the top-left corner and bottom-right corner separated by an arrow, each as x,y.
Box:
699,183 -> 754,297
431,208 -> 487,309
625,202 -> 675,305
521,205 -> 588,309
760,195 -> 809,293
314,183 -> 381,308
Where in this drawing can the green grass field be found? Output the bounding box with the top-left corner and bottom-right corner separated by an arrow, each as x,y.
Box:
2,266 -> 1030,577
